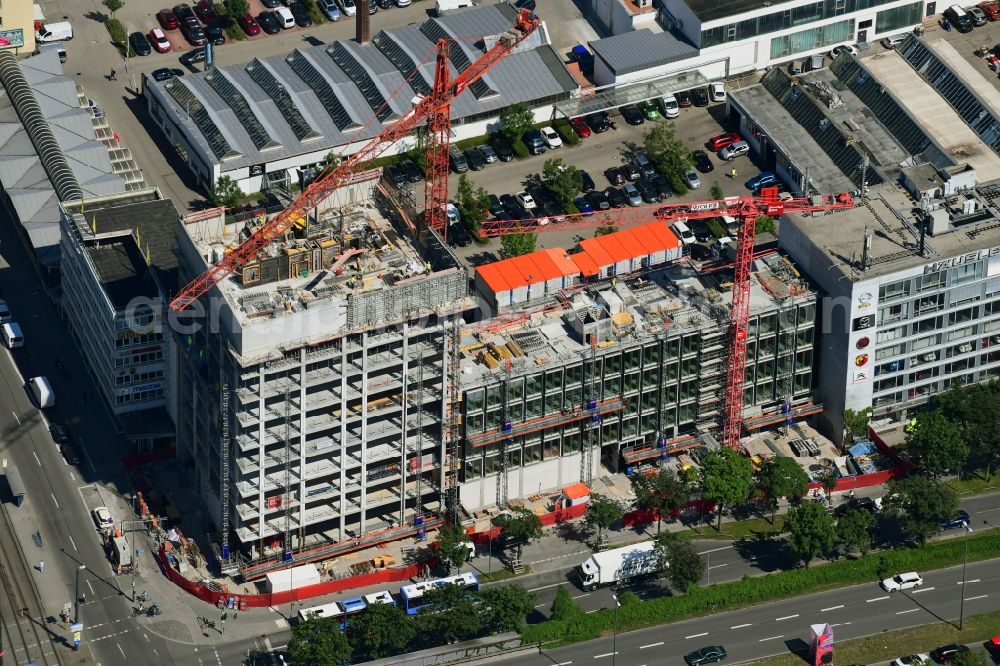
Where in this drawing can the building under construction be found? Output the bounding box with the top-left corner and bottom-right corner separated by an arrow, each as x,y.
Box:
175,170 -> 824,564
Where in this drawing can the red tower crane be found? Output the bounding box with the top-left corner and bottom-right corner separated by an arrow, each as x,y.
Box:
169,9 -> 540,312
480,187 -> 856,451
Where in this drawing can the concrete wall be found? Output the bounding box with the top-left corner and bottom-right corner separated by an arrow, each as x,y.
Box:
459,448 -> 598,511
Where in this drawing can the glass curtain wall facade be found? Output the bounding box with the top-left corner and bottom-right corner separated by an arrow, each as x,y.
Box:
875,2 -> 924,33
770,19 -> 856,58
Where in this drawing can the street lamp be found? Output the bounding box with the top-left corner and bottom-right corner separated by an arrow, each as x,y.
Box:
612,586 -> 621,666
958,521 -> 972,630
75,564 -> 87,623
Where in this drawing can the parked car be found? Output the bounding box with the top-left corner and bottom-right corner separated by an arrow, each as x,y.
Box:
693,150 -> 713,173
237,12 -> 261,36
979,0 -> 1000,20
450,145 -> 468,173
491,134 -> 515,161
539,199 -> 564,222
385,164 -> 407,188
180,20 -> 207,45
179,47 -> 206,65
930,645 -> 970,664
574,196 -> 595,216
464,148 -> 486,171
194,0 -> 216,23
891,654 -> 931,666
400,158 -> 422,182
684,170 -> 702,189
880,571 -> 923,592
640,99 -> 660,120
709,82 -> 726,103
746,171 -> 778,191
606,186 -> 627,208
275,6 -> 295,28
579,169 -> 595,192
571,44 -> 594,76
157,8 -> 180,29
258,11 -> 281,34
940,510 -> 970,530
881,34 -> 906,48
676,90 -> 692,107
719,140 -> 750,161
205,21 -> 224,44
651,174 -> 672,200
691,87 -> 710,107
660,93 -> 680,118
709,131 -> 741,151
149,27 -> 172,52
368,0 -> 378,14
830,44 -> 857,58
290,3 -> 313,26
622,162 -> 640,181
570,116 -> 591,138
487,194 -> 505,217
685,646 -> 728,666
376,0 -> 393,8
620,104 -> 644,125
623,182 -> 642,206
690,219 -> 712,242
151,67 -> 179,82
524,130 -> 547,155
968,5 -> 989,25
478,144 -> 497,164
540,126 -> 562,149
261,0 -> 280,6
635,178 -> 658,203
61,443 -> 82,465
172,3 -> 198,27
318,0 -> 342,20
448,222 -> 472,248
92,506 -> 114,530
585,111 -> 611,133
500,193 -> 524,218
834,496 -> 877,516
339,0 -> 357,16
588,189 -> 610,211
49,423 -> 70,444
605,167 -> 625,186
516,191 -> 536,210
129,31 -> 152,56
394,0 -> 412,6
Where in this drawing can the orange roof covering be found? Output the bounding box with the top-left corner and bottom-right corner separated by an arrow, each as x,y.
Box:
476,247 -> 579,293
576,222 -> 680,269
562,482 -> 590,499
570,251 -> 600,277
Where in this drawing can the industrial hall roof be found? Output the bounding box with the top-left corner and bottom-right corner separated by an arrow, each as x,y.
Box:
588,29 -> 698,77
148,3 -> 578,172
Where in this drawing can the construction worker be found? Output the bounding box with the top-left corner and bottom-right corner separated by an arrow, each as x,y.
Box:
730,168 -> 738,179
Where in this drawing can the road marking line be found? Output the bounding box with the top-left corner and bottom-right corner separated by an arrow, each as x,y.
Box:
958,579 -> 980,584
594,652 -> 617,659
830,622 -> 852,627
87,580 -> 95,596
117,643 -> 126,659
586,609 -> 599,613
912,587 -> 935,594
535,603 -> 546,608
699,545 -> 733,554
866,596 -> 889,603
555,662 -> 573,665
143,633 -> 149,642
731,623 -> 753,629
69,535 -> 77,552
759,636 -> 784,642
70,471 -> 75,480
264,637 -> 273,652
776,614 -> 798,621
640,642 -> 664,649
50,493 -> 59,509
708,563 -> 728,569
897,609 -> 919,615
686,632 -> 709,639
965,594 -> 988,601
821,605 -> 844,612
32,451 -> 40,466
527,582 -> 565,592
12,411 -> 20,425
572,593 -> 590,599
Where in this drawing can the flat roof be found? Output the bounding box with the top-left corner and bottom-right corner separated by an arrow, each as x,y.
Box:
589,29 -> 698,76
925,38 -> 1000,124
863,50 -> 1000,182
87,237 -> 157,309
782,184 -> 1000,280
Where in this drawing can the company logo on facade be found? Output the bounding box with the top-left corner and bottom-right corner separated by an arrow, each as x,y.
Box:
855,353 -> 869,366
856,336 -> 870,349
856,292 -> 873,310
853,370 -> 868,383
925,246 -> 1000,273
852,315 -> 874,332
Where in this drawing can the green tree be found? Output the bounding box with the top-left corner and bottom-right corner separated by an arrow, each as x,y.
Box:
595,224 -> 618,236
755,215 -> 777,235
102,0 -> 123,16
493,507 -> 543,560
209,175 -> 243,209
952,649 -> 990,666
289,617 -> 352,666
644,122 -> 692,181
882,475 -> 958,545
413,582 -> 481,645
821,469 -> 838,507
709,182 -> 724,200
500,233 -> 537,258
455,174 -> 490,236
756,456 -> 810,523
842,407 -> 873,442
653,531 -> 705,592
785,500 -> 835,567
836,507 -> 875,557
349,601 -> 414,659
630,467 -> 689,533
226,0 -> 250,18
542,158 -> 584,208
318,151 -> 340,173
550,585 -> 584,622
904,410 -> 968,476
960,384 -> 1000,480
585,494 -> 623,543
434,523 -> 474,573
700,448 -> 754,530
499,102 -> 535,143
478,584 -> 536,633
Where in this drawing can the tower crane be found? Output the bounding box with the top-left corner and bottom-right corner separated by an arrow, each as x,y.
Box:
169,9 -> 540,312
481,187 -> 855,451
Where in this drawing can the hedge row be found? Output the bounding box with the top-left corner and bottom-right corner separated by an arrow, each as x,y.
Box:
105,19 -> 127,54
522,530 -> 1000,647
214,3 -> 246,42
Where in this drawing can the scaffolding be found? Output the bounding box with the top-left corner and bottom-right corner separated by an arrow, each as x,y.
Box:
581,336 -> 599,485
282,380 -> 293,561
497,359 -> 513,509
446,316 -> 462,523
410,360 -> 425,531
777,300 -> 796,431
220,384 -> 234,573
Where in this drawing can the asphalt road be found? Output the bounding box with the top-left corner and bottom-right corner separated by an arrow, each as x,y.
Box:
510,557 -> 1000,666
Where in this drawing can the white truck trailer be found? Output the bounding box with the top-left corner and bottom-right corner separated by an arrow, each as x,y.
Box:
578,541 -> 661,591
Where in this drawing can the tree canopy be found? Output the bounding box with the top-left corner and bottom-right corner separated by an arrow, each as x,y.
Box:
755,456 -> 809,522
550,585 -> 584,622
644,122 -> 692,181
836,507 -> 875,557
882,475 -> 958,544
500,232 -> 537,258
209,175 -> 243,209
630,467 -> 689,533
478,584 -> 536,633
455,174 -> 490,237
542,158 -> 583,208
413,582 -> 481,645
349,601 -> 414,659
103,0 -> 123,17
434,523 -> 474,573
785,500 -> 835,567
653,531 -> 705,592
842,407 -> 873,442
499,103 -> 534,143
288,617 -> 352,666
493,507 -> 543,559
701,448 -> 754,530
904,409 -> 969,476
585,493 -> 623,543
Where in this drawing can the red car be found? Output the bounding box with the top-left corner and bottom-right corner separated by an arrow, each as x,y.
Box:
156,8 -> 179,29
979,0 -> 1000,19
238,12 -> 261,36
708,131 -> 741,151
570,116 -> 591,138
194,0 -> 216,23
149,27 -> 172,52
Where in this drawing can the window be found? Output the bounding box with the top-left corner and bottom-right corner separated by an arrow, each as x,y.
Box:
915,317 -> 941,334
879,303 -> 908,324
875,1 -> 923,33
466,389 -> 484,413
880,279 -> 910,301
770,19 -> 855,58
915,294 -> 943,315
878,326 -> 904,343
545,370 -> 562,392
952,263 -> 981,285
948,325 -> 975,342
949,307 -> 976,325
918,271 -> 945,292
911,335 -> 939,351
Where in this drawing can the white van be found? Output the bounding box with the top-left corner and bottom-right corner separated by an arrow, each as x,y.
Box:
435,0 -> 474,15
2,322 -> 23,349
659,93 -> 680,119
35,21 -> 74,43
28,376 -> 55,409
671,221 -> 695,245
275,7 -> 295,28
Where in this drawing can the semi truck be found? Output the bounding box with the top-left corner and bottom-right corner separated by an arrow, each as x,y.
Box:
578,541 -> 662,591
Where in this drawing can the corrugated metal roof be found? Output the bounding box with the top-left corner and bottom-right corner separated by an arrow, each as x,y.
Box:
576,222 -> 681,269
589,29 -> 698,77
477,247 -> 580,294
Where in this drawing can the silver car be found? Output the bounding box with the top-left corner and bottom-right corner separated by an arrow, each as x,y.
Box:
319,0 -> 341,19
684,170 -> 701,189
623,182 -> 642,206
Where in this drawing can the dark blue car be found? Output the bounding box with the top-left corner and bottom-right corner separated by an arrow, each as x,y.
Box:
746,171 -> 778,191
940,510 -> 969,530
574,196 -> 595,216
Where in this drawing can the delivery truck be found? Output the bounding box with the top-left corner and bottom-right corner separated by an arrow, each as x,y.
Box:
578,541 -> 661,591
28,376 -> 54,408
